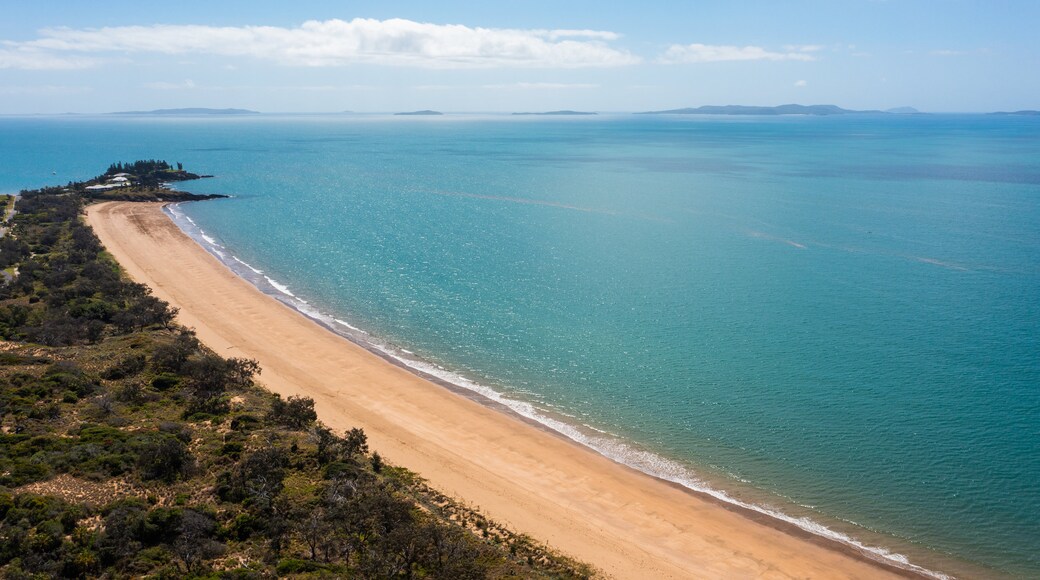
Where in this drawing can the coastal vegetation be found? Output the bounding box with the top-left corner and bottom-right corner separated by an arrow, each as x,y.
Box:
0,165 -> 593,578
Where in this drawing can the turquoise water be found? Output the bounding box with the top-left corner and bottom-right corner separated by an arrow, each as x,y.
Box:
2,114 -> 1038,577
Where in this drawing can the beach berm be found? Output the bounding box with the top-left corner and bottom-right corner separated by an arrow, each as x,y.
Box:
86,201 -> 912,580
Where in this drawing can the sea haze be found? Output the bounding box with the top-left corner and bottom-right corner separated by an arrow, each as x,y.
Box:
2,113 -> 1038,577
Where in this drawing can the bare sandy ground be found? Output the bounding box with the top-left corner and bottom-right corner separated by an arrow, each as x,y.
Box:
86,201 -> 913,580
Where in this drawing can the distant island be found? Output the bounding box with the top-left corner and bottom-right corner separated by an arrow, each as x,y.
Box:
512,110 -> 597,116
989,110 -> 1040,116
395,110 -> 443,116
641,104 -> 883,116
886,106 -> 922,114
111,108 -> 260,116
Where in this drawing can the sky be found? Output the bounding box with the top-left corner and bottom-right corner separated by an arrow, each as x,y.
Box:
1,0 -> 1037,113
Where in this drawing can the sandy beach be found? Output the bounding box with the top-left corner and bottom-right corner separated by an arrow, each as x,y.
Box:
86,201 -> 915,580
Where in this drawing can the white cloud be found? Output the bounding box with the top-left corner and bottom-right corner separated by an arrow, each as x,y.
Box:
413,84 -> 457,91
930,49 -> 964,57
538,29 -> 620,41
659,43 -> 818,63
283,84 -> 377,92
0,84 -> 92,95
0,48 -> 99,69
482,82 -> 599,90
794,79 -> 808,87
144,79 -> 196,90
8,18 -> 637,69
784,44 -> 823,53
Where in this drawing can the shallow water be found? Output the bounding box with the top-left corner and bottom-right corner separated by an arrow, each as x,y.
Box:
3,113 -> 1038,576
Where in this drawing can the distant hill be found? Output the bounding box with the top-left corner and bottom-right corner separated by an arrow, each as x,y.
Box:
989,110 -> 1040,116
512,110 -> 597,116
641,104 -> 881,116
111,108 -> 260,115
395,110 -> 443,116
886,106 -> 922,114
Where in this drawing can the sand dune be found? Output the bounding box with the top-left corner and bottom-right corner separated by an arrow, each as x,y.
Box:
86,201 -> 912,579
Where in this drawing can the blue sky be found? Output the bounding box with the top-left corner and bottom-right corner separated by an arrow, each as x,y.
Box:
1,0 -> 1037,113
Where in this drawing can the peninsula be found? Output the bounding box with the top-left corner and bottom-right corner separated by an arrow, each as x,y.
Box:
394,110 -> 443,116
63,159 -> 225,202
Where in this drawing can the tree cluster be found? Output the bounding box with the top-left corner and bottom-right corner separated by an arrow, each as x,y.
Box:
103,160 -> 199,188
0,189 -> 179,345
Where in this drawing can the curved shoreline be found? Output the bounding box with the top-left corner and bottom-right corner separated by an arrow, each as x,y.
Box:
87,201 -> 932,579
163,202 -> 951,578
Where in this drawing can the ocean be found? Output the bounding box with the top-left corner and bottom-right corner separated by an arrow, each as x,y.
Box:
2,113 -> 1037,577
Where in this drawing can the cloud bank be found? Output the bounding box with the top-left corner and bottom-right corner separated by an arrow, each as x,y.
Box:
0,48 -> 99,70
660,43 -> 818,63
3,18 -> 638,69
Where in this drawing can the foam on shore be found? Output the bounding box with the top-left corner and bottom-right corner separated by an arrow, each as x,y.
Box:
164,201 -> 948,579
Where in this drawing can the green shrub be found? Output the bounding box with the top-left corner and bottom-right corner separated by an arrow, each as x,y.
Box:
76,424 -> 128,445
0,459 -> 52,486
276,558 -> 327,574
219,442 -> 244,459
43,362 -> 98,397
322,461 -> 356,480
102,354 -> 147,380
0,352 -> 49,366
142,507 -> 182,544
158,421 -> 192,443
223,512 -> 260,541
151,373 -> 180,391
229,414 -> 259,431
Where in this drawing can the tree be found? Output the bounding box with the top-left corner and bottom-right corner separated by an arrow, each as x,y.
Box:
308,424 -> 339,465
298,508 -> 335,561
150,330 -> 200,373
137,434 -> 192,483
216,443 -> 289,507
173,510 -> 223,573
180,354 -> 259,415
114,295 -> 177,332
268,394 -> 317,430
98,504 -> 146,565
342,427 -> 368,460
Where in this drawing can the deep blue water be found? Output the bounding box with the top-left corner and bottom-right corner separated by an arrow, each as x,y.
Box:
2,114 -> 1038,577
